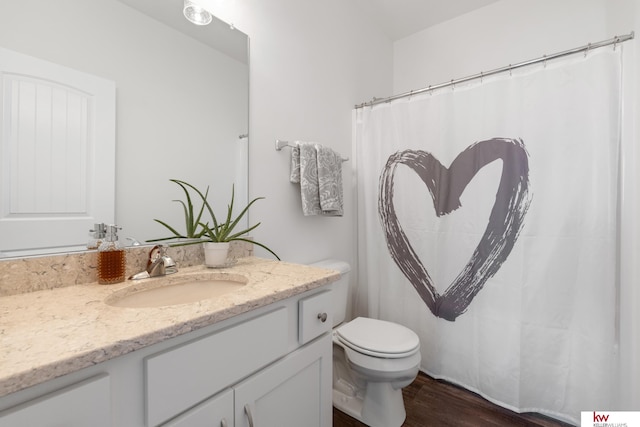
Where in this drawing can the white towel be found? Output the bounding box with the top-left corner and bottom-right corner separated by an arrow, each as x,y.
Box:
290,142 -> 344,216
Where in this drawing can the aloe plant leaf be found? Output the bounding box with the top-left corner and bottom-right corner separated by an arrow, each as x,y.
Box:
154,239 -> 207,247
215,185 -> 235,241
199,221 -> 225,242
146,236 -> 183,243
167,240 -> 204,247
146,237 -> 205,247
231,237 -> 280,260
193,187 -> 209,234
224,185 -> 236,234
151,180 -> 277,260
171,180 -> 198,237
172,199 -> 194,237
225,222 -> 261,241
224,196 -> 264,238
152,219 -> 186,238
174,179 -> 220,235
199,221 -> 215,242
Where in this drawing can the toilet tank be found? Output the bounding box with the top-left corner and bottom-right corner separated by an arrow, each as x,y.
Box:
310,259 -> 351,327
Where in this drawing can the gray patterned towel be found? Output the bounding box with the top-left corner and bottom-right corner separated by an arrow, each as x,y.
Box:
316,144 -> 344,216
289,142 -> 343,216
290,143 -> 301,183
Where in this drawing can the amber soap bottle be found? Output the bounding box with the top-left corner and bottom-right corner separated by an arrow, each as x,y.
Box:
98,225 -> 126,284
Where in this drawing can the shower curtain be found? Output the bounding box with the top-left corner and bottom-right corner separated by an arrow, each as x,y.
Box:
354,49 -> 623,424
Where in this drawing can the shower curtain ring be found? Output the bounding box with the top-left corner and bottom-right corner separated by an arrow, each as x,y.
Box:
543,55 -> 547,68
584,43 -> 591,58
429,85 -> 433,96
613,37 -> 619,51
451,79 -> 455,91
509,65 -> 513,77
480,71 -> 483,84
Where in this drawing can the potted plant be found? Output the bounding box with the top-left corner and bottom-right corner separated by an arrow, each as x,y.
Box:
148,179 -> 280,267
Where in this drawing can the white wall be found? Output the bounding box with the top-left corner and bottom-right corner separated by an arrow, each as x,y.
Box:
392,0 -> 639,411
393,0 -> 630,93
200,0 -> 393,267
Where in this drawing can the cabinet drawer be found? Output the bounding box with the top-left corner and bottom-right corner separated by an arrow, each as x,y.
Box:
145,307 -> 288,426
0,374 -> 111,427
299,290 -> 332,344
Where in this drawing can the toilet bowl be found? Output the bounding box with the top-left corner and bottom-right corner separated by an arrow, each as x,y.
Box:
311,260 -> 421,427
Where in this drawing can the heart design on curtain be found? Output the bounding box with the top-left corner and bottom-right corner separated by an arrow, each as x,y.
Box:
378,138 -> 531,321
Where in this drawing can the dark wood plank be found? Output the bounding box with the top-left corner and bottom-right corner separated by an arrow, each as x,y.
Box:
333,372 -> 573,427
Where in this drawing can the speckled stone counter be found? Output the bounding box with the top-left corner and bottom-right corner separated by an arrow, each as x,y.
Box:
0,257 -> 339,397
0,241 -> 253,297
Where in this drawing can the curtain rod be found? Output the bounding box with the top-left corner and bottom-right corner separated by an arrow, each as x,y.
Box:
355,32 -> 635,109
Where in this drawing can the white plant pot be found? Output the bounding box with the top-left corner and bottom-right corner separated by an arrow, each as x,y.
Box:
203,242 -> 230,268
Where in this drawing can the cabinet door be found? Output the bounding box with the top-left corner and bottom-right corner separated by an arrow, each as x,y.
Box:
234,334 -> 332,427
0,374 -> 111,427
163,388 -> 233,427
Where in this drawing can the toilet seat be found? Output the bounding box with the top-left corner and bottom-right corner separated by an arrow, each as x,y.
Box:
335,317 -> 420,359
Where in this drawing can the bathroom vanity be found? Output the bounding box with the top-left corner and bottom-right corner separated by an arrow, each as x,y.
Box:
0,257 -> 338,427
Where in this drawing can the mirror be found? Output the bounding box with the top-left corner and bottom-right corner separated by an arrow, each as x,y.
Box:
0,0 -> 249,257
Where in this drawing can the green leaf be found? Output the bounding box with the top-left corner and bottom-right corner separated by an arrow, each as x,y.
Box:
151,219 -> 186,239
225,221 -> 261,241
231,237 -> 280,260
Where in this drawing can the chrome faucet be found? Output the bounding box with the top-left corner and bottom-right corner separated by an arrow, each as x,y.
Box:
129,245 -> 177,280
147,245 -> 177,276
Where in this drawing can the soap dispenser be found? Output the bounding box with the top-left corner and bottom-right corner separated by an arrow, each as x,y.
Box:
87,223 -> 106,249
97,224 -> 126,284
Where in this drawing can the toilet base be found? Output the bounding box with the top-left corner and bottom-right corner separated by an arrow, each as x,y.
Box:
332,381 -> 406,427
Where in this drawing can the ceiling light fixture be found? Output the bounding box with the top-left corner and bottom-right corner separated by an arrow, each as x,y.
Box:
183,0 -> 212,26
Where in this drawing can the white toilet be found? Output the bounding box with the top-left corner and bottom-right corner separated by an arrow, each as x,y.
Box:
311,260 -> 421,427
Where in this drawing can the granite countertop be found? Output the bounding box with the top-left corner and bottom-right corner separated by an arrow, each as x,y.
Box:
0,257 -> 340,398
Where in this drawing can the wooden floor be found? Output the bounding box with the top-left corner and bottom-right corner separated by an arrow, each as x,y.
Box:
333,372 -> 573,427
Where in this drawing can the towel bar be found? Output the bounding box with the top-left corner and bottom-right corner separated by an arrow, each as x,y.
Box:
275,139 -> 349,162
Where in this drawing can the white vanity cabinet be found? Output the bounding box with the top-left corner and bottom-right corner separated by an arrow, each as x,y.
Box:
0,374 -> 111,427
0,287 -> 333,427
145,307 -> 290,426
155,290 -> 333,427
165,334 -> 331,427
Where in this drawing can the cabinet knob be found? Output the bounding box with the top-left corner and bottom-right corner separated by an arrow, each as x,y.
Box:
317,312 -> 328,323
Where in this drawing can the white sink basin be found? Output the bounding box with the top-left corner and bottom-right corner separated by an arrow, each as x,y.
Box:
107,273 -> 248,308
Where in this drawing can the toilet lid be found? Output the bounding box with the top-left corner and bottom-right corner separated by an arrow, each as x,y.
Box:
336,317 -> 420,358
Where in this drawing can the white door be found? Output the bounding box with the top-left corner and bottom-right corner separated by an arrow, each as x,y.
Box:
0,47 -> 115,256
